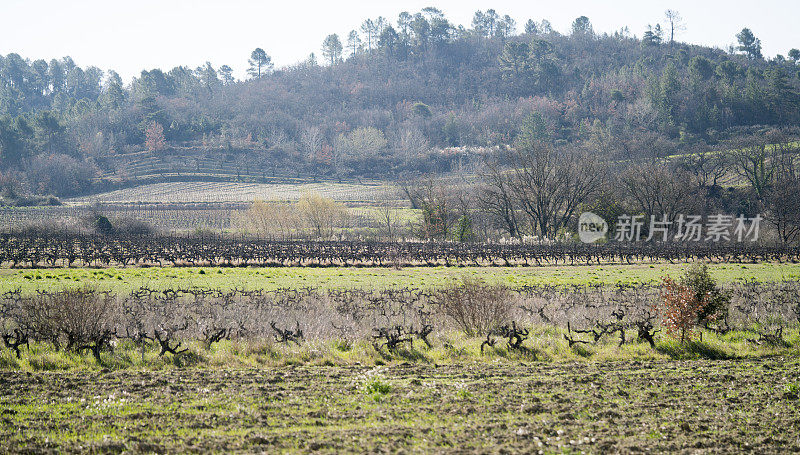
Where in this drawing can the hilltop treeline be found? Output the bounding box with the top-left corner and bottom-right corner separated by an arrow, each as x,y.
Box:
1,8 -> 799,198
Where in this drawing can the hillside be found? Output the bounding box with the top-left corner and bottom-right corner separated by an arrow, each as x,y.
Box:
1,8 -> 799,200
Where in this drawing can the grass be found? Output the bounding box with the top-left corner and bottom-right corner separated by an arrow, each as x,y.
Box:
2,356 -> 798,453
1,318 -> 797,452
1,327 -> 797,372
1,262 -> 799,294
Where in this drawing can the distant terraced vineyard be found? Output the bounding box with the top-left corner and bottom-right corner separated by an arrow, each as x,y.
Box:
98,146 -> 274,183
66,181 -> 399,204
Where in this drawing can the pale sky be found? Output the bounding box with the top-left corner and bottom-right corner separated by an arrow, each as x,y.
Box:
1,0 -> 798,83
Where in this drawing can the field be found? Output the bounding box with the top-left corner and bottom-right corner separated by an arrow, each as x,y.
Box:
65,181 -> 399,205
1,180 -> 413,234
2,358 -> 798,453
0,205 -> 246,232
3,2 -> 800,451
2,259 -> 799,453
2,262 -> 799,294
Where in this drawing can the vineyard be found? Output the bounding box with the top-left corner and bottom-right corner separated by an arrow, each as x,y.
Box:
97,145 -> 272,183
0,180 -> 407,235
1,240 -> 798,453
66,181 -> 396,205
0,233 -> 798,268
1,277 -> 798,368
0,204 -> 415,235
0,204 -> 247,232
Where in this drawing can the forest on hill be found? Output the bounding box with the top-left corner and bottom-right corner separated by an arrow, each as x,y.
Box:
0,7 -> 799,201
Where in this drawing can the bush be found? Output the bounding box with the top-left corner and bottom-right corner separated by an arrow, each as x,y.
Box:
94,215 -> 114,236
659,277 -> 707,344
657,264 -> 731,344
434,278 -> 512,336
412,102 -> 432,118
680,263 -> 731,324
15,287 -> 114,353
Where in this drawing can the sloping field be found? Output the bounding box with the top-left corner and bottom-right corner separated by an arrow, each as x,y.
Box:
66,181 -> 398,205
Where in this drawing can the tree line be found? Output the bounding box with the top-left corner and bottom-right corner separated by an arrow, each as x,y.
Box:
406,123 -> 799,244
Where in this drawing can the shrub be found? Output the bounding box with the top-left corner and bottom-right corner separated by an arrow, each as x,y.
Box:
26,153 -> 97,197
659,277 -> 708,344
680,263 -> 730,324
412,102 -> 432,118
15,287 -> 114,354
434,278 -> 512,336
94,215 -> 114,236
0,194 -> 61,207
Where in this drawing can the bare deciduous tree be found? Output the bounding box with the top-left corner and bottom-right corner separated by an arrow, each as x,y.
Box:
664,10 -> 686,46
731,138 -> 779,200
477,158 -> 519,238
730,131 -> 800,202
300,126 -> 325,162
242,200 -> 297,240
297,192 -> 349,239
377,185 -> 402,240
504,142 -> 605,239
402,177 -> 458,240
620,161 -> 697,225
394,125 -> 429,163
678,145 -> 728,189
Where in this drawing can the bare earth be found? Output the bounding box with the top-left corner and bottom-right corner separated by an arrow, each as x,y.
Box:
1,358 -> 799,453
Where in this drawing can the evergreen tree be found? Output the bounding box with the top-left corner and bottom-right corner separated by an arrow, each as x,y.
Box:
736,28 -> 762,59
247,48 -> 272,78
322,34 -> 343,65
